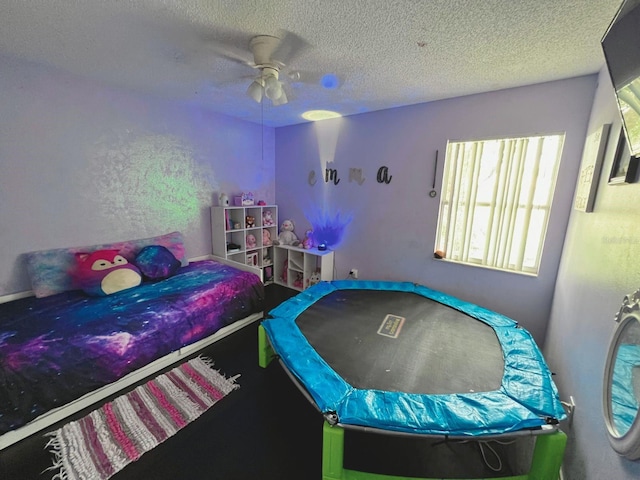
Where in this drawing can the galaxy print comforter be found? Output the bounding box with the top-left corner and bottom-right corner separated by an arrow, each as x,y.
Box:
0,259 -> 263,434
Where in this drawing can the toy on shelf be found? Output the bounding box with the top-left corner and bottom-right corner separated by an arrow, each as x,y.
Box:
293,272 -> 303,289
246,233 -> 257,249
241,192 -> 255,205
246,215 -> 255,228
307,270 -> 321,288
262,210 -> 275,227
302,229 -> 314,249
262,229 -> 272,246
273,219 -> 300,246
226,242 -> 241,252
246,251 -> 258,266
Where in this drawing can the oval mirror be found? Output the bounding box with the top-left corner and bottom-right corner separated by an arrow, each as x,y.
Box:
603,289 -> 640,460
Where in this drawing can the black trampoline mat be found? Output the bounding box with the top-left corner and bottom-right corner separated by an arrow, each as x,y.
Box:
295,290 -> 505,394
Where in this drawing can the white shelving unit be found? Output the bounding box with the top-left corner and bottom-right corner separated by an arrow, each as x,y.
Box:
273,245 -> 334,291
211,205 -> 278,283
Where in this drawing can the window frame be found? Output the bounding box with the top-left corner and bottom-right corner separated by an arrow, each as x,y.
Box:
434,133 -> 565,276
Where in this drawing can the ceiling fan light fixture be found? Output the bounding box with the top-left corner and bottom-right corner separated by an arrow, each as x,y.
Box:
247,79 -> 264,103
271,88 -> 288,106
264,74 -> 283,100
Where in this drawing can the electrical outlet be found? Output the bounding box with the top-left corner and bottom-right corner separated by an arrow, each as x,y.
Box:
349,268 -> 358,279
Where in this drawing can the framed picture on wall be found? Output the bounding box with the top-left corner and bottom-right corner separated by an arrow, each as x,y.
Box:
574,123 -> 611,212
609,129 -> 639,185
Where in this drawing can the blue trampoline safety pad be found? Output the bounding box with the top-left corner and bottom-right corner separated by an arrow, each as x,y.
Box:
262,280 -> 566,436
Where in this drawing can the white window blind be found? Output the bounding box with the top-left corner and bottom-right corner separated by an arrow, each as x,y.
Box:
435,134 -> 564,275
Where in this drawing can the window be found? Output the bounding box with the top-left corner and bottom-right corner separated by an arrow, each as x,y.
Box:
434,134 -> 565,275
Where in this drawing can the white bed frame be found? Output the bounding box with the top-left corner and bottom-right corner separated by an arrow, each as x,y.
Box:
0,255 -> 263,450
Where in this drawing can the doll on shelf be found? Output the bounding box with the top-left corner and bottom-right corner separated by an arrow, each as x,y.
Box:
246,233 -> 257,249
262,210 -> 275,227
262,229 -> 272,246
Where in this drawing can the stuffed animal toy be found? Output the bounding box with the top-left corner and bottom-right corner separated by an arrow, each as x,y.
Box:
262,229 -> 272,246
273,219 -> 300,246
262,210 -> 275,227
302,229 -> 314,249
307,270 -> 321,288
74,249 -> 142,296
245,215 -> 255,228
246,233 -> 257,249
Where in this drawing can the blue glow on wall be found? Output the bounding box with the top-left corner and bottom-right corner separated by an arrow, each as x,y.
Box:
305,209 -> 352,248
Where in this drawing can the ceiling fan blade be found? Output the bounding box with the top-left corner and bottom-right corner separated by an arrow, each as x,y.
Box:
207,42 -> 255,68
169,23 -> 257,68
271,30 -> 310,66
287,70 -> 343,90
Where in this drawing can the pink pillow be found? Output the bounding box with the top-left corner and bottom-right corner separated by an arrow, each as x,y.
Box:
73,250 -> 142,296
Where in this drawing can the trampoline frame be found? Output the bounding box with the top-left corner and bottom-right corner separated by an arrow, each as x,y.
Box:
258,280 -> 567,479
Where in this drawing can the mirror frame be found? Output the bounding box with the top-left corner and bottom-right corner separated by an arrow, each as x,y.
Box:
603,288 -> 640,460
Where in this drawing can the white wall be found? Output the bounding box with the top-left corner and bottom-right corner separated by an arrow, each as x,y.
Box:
0,54 -> 275,296
275,76 -> 597,344
544,68 -> 640,479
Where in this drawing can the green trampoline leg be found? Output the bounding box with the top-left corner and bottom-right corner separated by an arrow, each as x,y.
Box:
323,422 -> 346,480
528,430 -> 567,480
258,324 -> 276,368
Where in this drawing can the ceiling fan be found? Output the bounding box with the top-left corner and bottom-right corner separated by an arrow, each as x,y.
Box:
245,35 -> 292,106
213,30 -> 312,106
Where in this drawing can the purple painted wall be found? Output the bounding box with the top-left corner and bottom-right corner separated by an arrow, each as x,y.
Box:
0,55 -> 274,295
544,68 -> 640,480
275,76 -> 597,345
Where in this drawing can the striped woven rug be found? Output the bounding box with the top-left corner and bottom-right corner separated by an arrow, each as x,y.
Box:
45,357 -> 239,480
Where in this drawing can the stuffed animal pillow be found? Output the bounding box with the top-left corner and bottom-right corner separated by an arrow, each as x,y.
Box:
134,245 -> 181,280
74,249 -> 142,296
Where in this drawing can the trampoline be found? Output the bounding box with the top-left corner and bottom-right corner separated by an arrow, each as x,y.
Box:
259,280 -> 567,479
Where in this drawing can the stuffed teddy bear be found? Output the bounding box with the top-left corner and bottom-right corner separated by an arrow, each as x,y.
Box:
246,233 -> 257,249
302,229 -> 314,249
273,219 -> 300,246
262,210 -> 275,227
262,229 -> 272,246
245,215 -> 255,228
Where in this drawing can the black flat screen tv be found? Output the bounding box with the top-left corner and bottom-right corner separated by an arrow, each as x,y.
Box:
602,0 -> 640,158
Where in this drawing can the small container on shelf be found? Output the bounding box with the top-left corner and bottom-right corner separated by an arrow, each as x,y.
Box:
246,251 -> 258,267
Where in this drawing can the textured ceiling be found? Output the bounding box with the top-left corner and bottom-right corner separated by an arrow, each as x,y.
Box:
0,0 -> 623,127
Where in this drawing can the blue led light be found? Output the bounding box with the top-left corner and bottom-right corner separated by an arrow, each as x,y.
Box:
321,74 -> 339,90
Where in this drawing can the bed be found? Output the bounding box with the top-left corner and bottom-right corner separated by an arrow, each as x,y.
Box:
0,232 -> 264,449
259,280 -> 567,480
